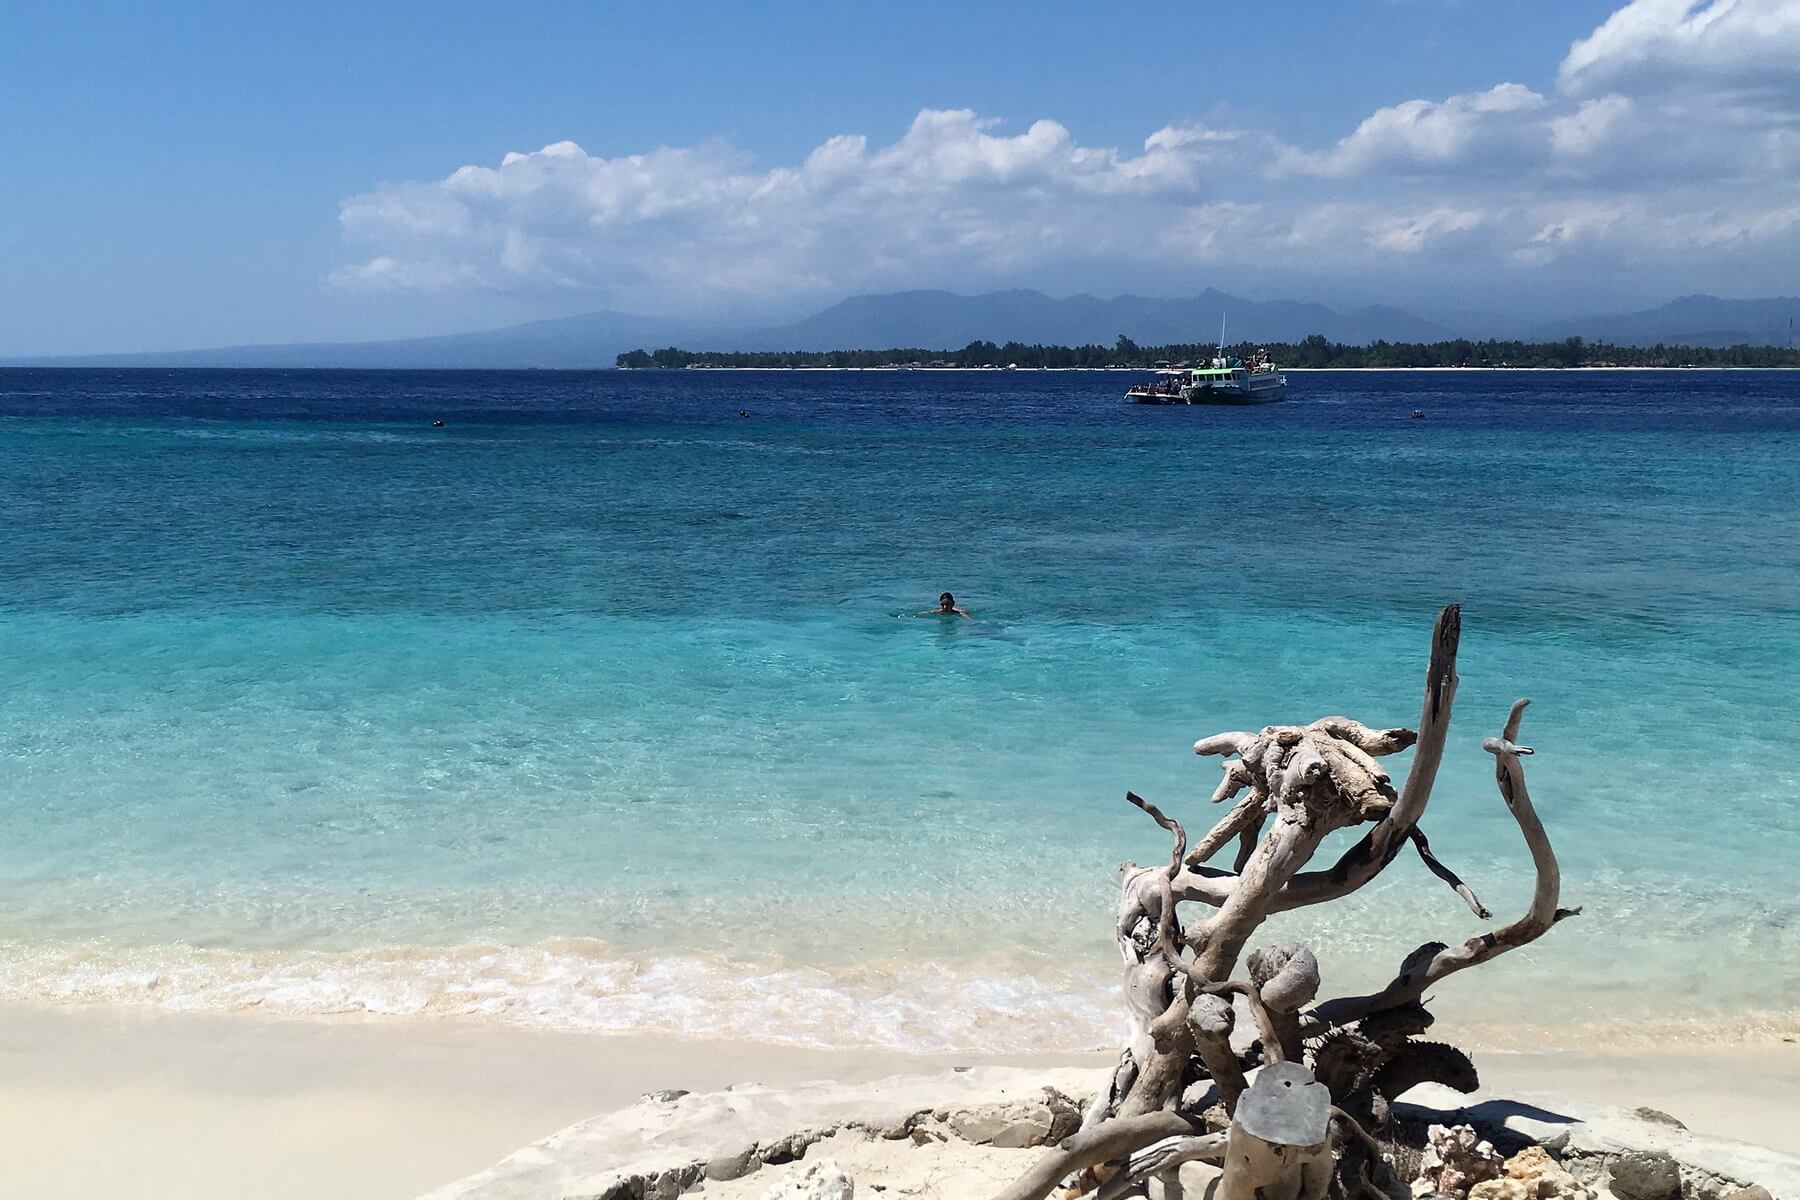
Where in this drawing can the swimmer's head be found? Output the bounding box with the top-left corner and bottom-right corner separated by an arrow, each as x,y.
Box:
939,592 -> 956,610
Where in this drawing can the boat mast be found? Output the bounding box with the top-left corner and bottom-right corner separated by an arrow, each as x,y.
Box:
1217,313 -> 1226,359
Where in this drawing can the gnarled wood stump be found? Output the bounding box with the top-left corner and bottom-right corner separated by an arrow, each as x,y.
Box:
994,607 -> 1579,1200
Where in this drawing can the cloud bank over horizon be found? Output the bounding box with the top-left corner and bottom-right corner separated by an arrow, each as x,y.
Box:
334,0 -> 1800,314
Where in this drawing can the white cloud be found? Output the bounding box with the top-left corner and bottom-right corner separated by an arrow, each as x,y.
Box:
1516,195 -> 1800,265
1549,2 -> 1800,185
1274,1 -> 1800,185
332,3 -> 1800,311
1155,202 -> 1267,260
334,110 -> 1267,305
326,256 -> 479,291
1280,83 -> 1548,177
1369,207 -> 1487,254
1560,0 -> 1800,99
1548,95 -> 1636,158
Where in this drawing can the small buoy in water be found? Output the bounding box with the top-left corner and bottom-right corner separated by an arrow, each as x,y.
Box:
432,419 -> 445,428
1409,409 -> 1425,420
738,409 -> 751,418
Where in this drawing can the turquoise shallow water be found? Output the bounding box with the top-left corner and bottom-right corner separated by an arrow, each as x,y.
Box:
2,368 -> 1798,1049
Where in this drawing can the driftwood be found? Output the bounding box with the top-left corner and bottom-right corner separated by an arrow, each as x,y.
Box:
1306,699 -> 1580,1030
993,607 -> 1578,1200
990,1112 -> 1211,1200
1093,1133 -> 1229,1200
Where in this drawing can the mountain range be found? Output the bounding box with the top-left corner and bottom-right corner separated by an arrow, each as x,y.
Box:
731,289 -> 1459,351
1553,294 -> 1800,349
6,290 -> 1797,368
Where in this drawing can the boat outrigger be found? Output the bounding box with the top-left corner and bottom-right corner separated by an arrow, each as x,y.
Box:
1125,317 -> 1287,404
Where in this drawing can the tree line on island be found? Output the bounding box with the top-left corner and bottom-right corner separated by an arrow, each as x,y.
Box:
618,334 -> 1800,370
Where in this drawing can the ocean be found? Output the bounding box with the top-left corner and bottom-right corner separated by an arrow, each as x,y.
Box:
3,367 -> 1798,1052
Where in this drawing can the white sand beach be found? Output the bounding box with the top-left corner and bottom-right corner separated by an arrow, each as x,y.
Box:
4,1003 -> 1797,1199
0,1004 -> 1093,1199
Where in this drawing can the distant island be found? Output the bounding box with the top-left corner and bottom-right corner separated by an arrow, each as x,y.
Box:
619,335 -> 1800,371
12,289 -> 1796,368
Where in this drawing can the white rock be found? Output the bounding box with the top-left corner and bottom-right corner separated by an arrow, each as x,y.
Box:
1396,1085 -> 1800,1200
948,1102 -> 1056,1148
757,1158 -> 853,1200
1414,1123 -> 1505,1199
1468,1145 -> 1594,1200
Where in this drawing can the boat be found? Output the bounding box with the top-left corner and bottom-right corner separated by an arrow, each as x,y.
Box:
1124,317 -> 1287,404
1125,349 -> 1286,404
1124,368 -> 1193,403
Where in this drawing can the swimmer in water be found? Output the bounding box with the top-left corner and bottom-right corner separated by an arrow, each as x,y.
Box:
925,591 -> 972,619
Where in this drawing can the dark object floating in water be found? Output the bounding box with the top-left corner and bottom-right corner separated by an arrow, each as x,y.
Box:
738,409 -> 751,418
432,419 -> 445,428
1410,410 -> 1425,419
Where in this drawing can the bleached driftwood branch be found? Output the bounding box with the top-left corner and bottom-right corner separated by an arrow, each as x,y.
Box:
1171,607 -> 1462,913
1092,1132 -> 1230,1200
1306,699 -> 1579,1030
1407,826 -> 1491,919
989,1112 -> 1213,1200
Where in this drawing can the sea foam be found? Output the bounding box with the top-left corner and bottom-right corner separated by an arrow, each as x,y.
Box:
0,940 -> 1122,1052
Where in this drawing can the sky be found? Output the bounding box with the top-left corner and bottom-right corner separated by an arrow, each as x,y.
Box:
4,0 -> 1798,354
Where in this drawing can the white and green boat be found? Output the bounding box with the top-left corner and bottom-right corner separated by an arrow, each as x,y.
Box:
1125,318 -> 1287,404
1125,354 -> 1286,404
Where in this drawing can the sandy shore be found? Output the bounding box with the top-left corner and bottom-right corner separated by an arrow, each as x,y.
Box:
0,1003 -> 1097,1200
3,1002 -> 1796,1200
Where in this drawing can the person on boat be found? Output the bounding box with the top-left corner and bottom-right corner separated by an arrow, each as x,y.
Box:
926,592 -> 972,619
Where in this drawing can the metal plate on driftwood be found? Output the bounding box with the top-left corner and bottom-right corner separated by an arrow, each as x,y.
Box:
1235,1062 -> 1330,1147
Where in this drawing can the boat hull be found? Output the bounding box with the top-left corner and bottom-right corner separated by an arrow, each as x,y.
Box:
1128,378 -> 1285,404
1181,378 -> 1285,404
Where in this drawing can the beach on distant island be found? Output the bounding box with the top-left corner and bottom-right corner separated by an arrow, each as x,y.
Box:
617,341 -> 1800,372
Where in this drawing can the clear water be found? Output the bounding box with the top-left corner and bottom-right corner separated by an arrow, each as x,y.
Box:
3,368 -> 1798,1050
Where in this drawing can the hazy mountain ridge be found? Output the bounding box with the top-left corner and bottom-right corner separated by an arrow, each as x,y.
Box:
6,291 -> 1797,368
733,288 -> 1460,349
1534,295 -> 1800,349
0,311 -> 719,370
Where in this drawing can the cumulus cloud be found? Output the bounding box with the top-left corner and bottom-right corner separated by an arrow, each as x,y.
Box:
1280,83 -> 1549,177
333,110 -> 1266,306
333,3 -> 1800,310
1547,95 -> 1636,159
1543,1 -> 1800,185
1560,0 -> 1800,100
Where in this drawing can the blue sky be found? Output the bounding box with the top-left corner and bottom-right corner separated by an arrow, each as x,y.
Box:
4,1 -> 1797,354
